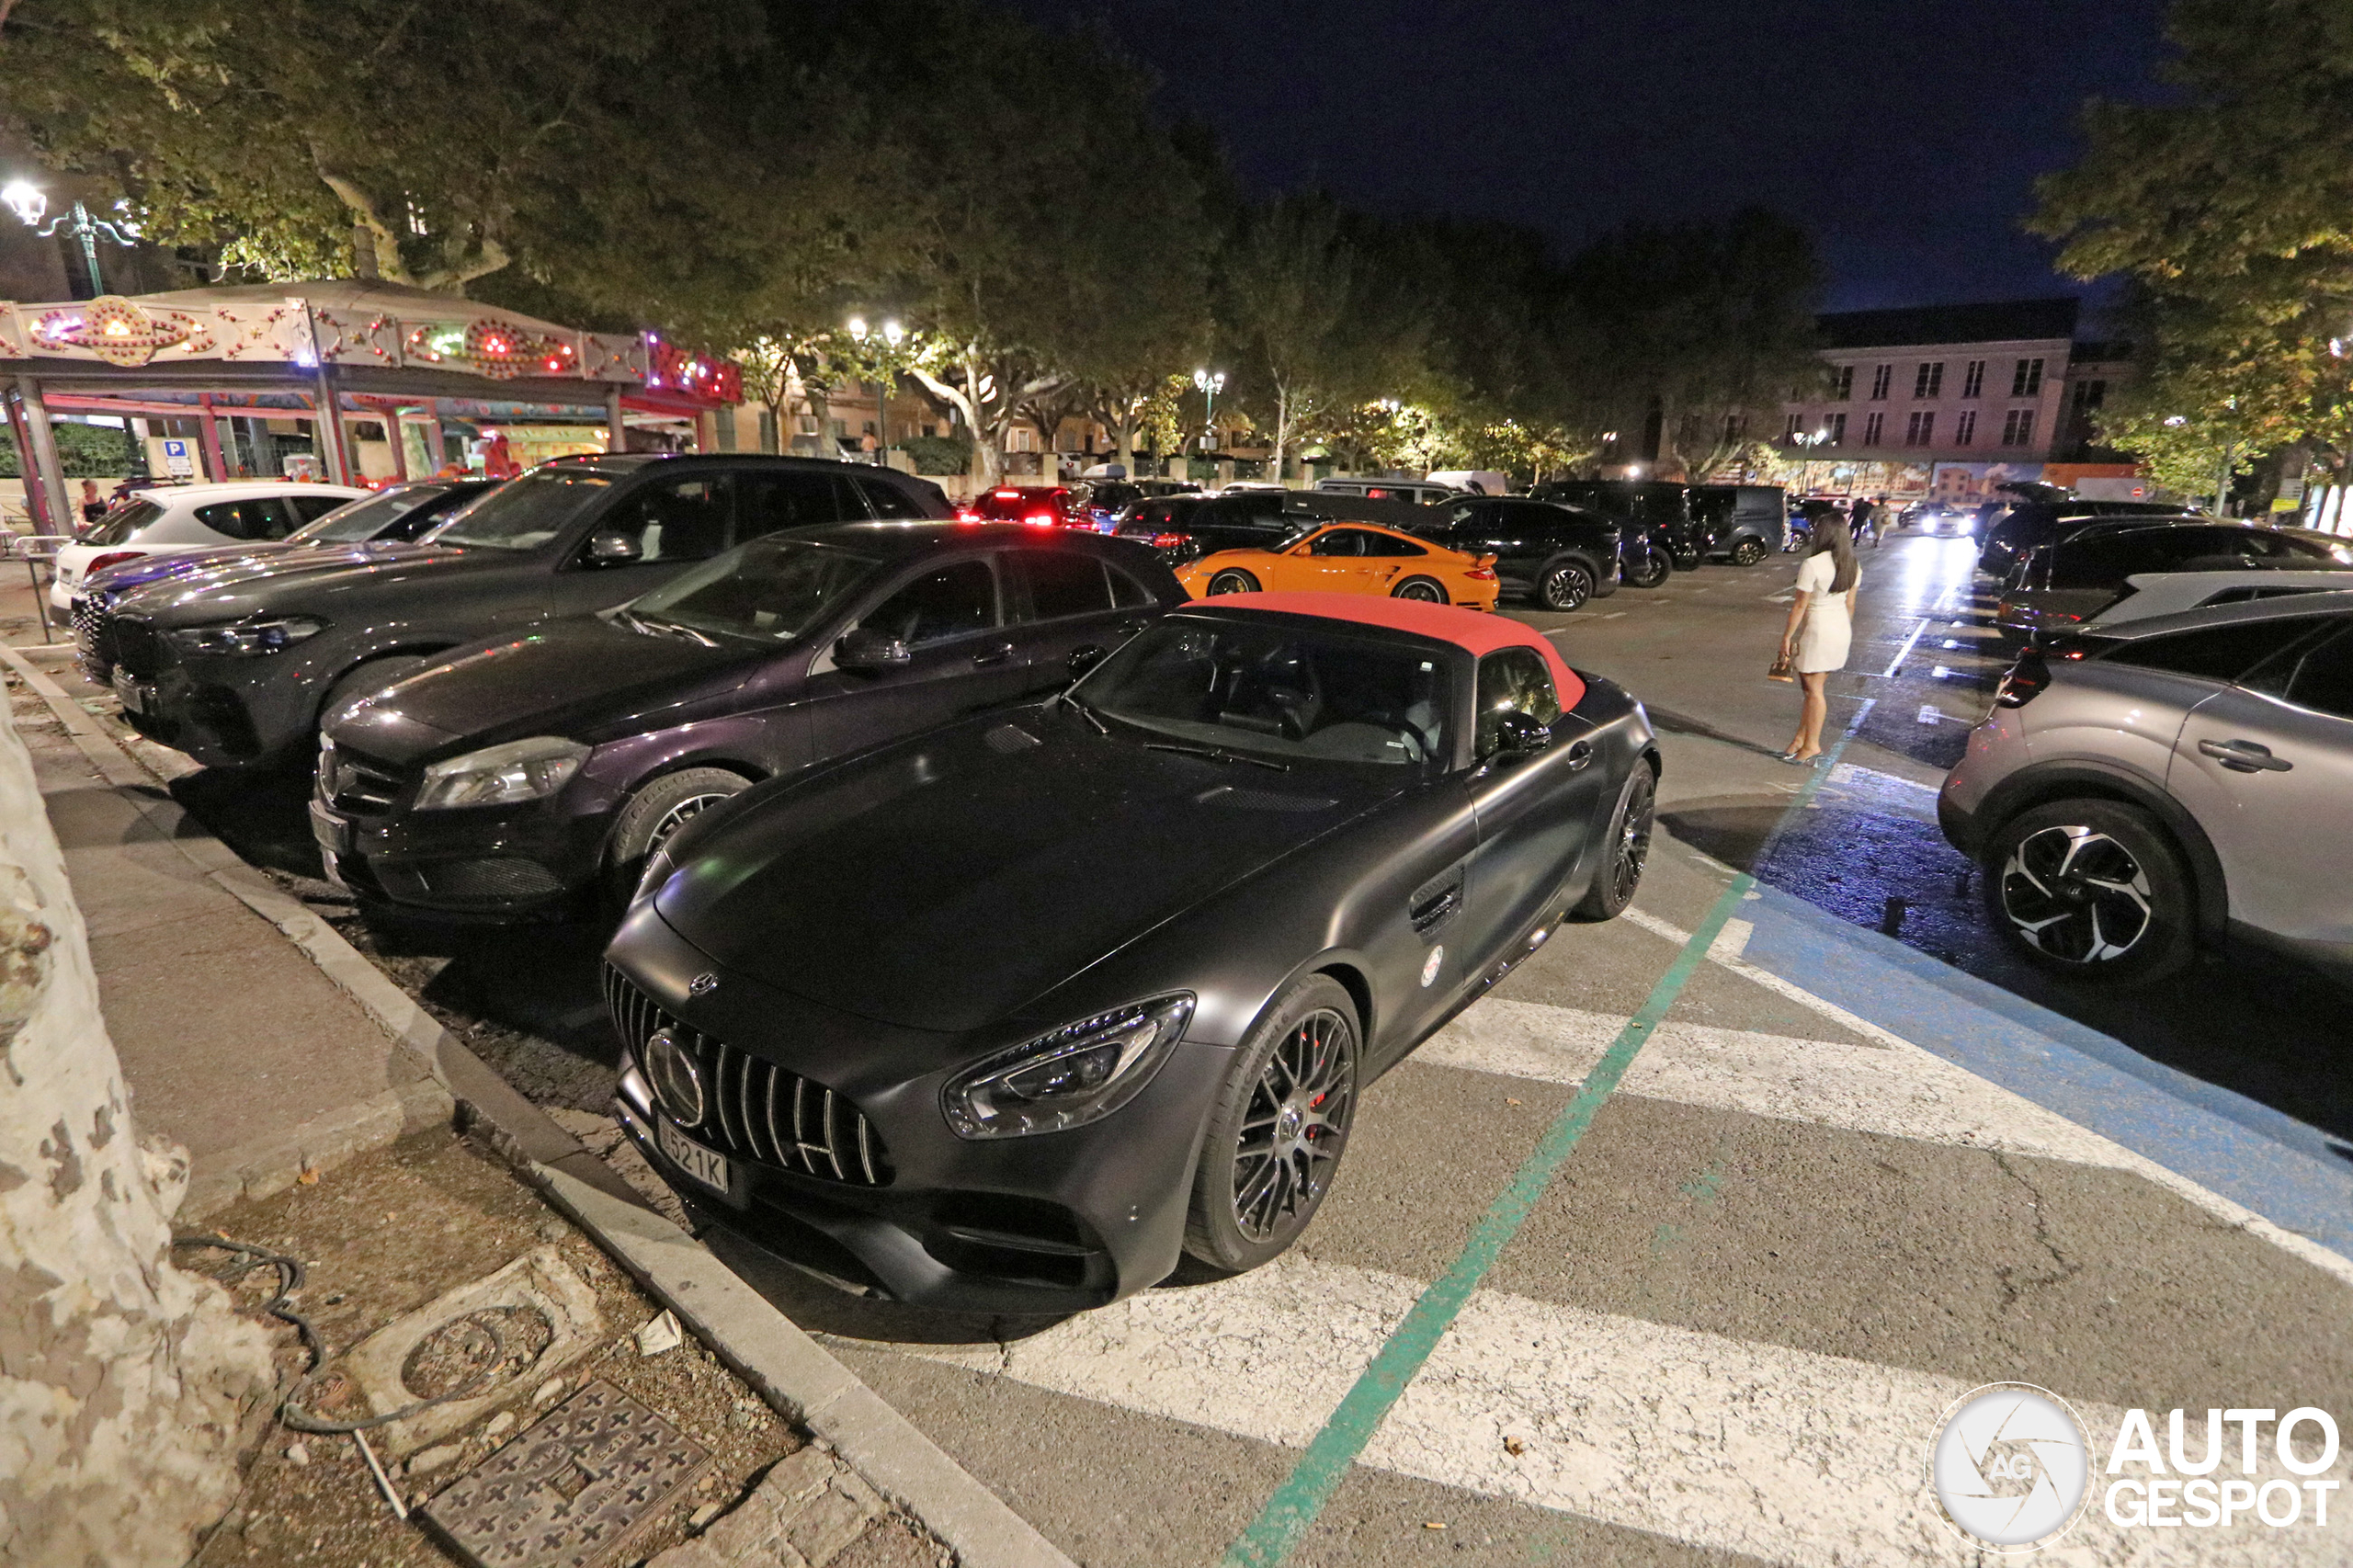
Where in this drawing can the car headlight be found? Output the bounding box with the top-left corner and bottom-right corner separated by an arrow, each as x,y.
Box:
160,615 -> 325,657
415,735 -> 589,811
942,994 -> 1194,1139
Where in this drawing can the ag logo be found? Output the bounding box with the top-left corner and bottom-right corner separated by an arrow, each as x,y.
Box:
1928,1382 -> 2091,1552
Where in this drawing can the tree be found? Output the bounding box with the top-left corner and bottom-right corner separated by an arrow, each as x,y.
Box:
1563,209 -> 1824,482
1219,196 -> 1422,483
0,708 -> 273,1565
2031,0 -> 2353,493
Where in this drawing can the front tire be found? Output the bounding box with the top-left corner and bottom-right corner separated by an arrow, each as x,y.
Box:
606,767 -> 754,902
1206,569 -> 1259,596
1730,538 -> 1767,567
1185,975 -> 1360,1274
1572,762 -> 1655,921
1621,546 -> 1670,589
1981,799 -> 2195,984
1392,575 -> 1447,604
1536,558 -> 1595,611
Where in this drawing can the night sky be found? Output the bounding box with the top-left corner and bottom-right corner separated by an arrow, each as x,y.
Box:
1002,0 -> 2174,312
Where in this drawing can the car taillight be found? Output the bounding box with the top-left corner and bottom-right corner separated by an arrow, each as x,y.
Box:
85,551 -> 144,577
1992,645 -> 2082,707
1466,566 -> 1496,581
1024,512 -> 1055,527
1151,533 -> 1183,548
953,507 -> 981,522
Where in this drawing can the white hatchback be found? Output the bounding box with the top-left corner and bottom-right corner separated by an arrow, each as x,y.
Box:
49,482 -> 372,613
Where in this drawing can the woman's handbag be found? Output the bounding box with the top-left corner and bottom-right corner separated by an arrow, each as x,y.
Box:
1767,647 -> 1795,683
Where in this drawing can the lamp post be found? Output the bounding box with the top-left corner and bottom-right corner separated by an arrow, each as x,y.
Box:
1790,426 -> 1828,492
847,316 -> 906,463
1192,369 -> 1225,452
4,182 -> 137,297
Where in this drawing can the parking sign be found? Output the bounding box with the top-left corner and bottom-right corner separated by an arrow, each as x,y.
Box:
161,437 -> 194,478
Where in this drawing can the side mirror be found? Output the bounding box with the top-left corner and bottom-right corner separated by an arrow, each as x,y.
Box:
1067,643 -> 1108,679
1488,710 -> 1553,761
585,529 -> 642,566
835,628 -> 912,672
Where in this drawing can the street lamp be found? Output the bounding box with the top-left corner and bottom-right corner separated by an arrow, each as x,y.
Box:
847,315 -> 909,461
4,180 -> 137,296
1192,368 -> 1225,450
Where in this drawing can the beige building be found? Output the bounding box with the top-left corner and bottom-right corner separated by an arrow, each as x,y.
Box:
1777,298 -> 2123,502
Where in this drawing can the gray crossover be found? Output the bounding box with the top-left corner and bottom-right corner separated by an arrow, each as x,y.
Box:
1940,592 -> 2353,986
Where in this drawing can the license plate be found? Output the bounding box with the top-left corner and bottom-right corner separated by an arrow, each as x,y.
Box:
308,801 -> 353,857
110,672 -> 150,713
657,1117 -> 733,1197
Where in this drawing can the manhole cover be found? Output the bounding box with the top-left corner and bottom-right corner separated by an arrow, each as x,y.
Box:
419,1381 -> 710,1568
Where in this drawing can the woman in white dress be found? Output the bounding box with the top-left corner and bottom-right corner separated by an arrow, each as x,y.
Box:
1776,521 -> 1859,763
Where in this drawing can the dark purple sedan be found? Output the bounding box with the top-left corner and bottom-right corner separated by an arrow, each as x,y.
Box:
312,522 -> 1185,918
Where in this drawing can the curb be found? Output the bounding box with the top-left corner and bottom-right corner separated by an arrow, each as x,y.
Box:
1,646 -> 1077,1568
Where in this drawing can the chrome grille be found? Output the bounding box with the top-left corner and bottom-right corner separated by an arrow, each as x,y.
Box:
73,596 -> 116,678
322,743 -> 404,815
602,963 -> 891,1187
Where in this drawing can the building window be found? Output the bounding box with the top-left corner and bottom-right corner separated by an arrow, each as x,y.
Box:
1864,411 -> 1885,446
1784,413 -> 1803,441
1829,365 -> 1854,401
1870,364 -> 1893,401
714,406 -> 737,452
1905,411 -> 1936,447
2001,408 -> 2037,447
2072,379 -> 2107,413
757,408 -> 779,453
1724,412 -> 1746,443
800,415 -> 819,435
1962,360 -> 1986,399
2011,358 -> 2045,397
1954,409 -> 1976,446
829,418 -> 847,441
1827,413 -> 1847,446
1914,362 -> 1945,399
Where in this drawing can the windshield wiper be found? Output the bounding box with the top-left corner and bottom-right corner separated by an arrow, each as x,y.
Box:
1142,740 -> 1290,772
614,608 -> 717,647
1055,688 -> 1109,734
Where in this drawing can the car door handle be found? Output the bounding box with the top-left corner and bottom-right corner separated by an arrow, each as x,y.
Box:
1565,740 -> 1594,771
2199,738 -> 2292,773
972,641 -> 1017,666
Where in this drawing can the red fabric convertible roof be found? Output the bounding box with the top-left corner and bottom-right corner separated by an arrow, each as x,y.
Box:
1203,591 -> 1586,710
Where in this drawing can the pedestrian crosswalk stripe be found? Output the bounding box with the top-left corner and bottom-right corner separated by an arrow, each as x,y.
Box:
875,1254 -> 2349,1566
1415,997 -> 2143,1170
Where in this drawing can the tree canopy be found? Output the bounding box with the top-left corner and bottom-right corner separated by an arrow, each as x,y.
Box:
0,0 -> 1824,483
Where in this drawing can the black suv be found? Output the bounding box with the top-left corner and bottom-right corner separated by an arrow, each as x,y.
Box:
1411,496 -> 1623,611
1529,480 -> 1694,584
1975,499 -> 2196,581
104,455 -> 951,768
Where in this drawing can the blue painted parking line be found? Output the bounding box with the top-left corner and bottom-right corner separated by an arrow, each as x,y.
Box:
1739,883 -> 2353,1262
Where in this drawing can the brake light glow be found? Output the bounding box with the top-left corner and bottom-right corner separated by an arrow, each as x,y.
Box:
1466,566 -> 1496,580
1151,533 -> 1184,548
1023,511 -> 1055,527
993,489 -> 1021,499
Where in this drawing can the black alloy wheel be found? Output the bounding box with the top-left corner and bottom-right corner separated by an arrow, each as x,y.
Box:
1983,799 -> 2194,984
1573,762 -> 1655,921
1206,569 -> 1260,596
1730,538 -> 1768,567
1621,545 -> 1671,589
1186,974 -> 1359,1273
1537,559 -> 1595,612
1392,575 -> 1447,603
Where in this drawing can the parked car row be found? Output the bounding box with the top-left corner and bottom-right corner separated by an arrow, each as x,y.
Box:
73,450 -> 1664,1316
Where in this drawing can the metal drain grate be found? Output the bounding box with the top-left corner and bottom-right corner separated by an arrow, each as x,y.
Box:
419,1380 -> 710,1568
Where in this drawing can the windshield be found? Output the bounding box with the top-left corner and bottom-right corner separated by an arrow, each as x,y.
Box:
425,468 -> 613,551
84,499 -> 165,545
1081,618 -> 1451,765
623,536 -> 881,642
289,484 -> 456,544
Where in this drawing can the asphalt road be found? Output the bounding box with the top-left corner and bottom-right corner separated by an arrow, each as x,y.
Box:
51,525 -> 2353,1565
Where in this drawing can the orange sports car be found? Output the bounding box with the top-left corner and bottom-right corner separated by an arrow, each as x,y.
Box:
1175,520 -> 1499,608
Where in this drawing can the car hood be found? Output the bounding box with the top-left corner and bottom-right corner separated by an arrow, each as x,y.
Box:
654,711 -> 1401,1032
116,540 -> 498,624
331,616 -> 767,764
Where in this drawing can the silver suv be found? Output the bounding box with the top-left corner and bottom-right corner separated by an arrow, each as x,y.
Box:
1939,592 -> 2353,985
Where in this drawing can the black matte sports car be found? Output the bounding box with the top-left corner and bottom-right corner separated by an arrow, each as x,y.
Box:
600,591 -> 1660,1311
